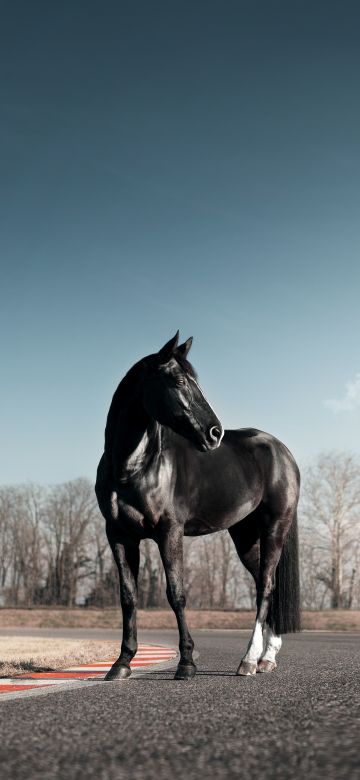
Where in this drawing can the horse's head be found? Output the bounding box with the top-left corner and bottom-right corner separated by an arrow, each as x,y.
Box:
143,332 -> 224,452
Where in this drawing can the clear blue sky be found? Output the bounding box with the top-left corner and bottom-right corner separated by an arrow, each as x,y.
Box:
1,0 -> 359,485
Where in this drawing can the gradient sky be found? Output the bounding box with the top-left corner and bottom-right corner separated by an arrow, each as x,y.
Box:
1,0 -> 359,485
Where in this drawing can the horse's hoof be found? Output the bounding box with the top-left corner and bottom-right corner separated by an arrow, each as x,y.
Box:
105,664 -> 132,681
257,659 -> 277,674
174,663 -> 197,680
236,661 -> 257,676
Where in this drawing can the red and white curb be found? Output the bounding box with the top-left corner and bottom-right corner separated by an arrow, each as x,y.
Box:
0,644 -> 178,699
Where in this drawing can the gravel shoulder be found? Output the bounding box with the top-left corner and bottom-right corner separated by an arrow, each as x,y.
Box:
0,636 -> 119,677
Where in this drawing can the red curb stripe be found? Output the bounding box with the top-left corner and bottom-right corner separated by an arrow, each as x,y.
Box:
68,659 -> 176,669
0,684 -> 52,693
0,644 -> 177,696
17,671 -> 106,679
17,659 -> 176,678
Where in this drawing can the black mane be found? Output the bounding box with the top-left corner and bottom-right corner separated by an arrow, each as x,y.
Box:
174,353 -> 198,380
104,358 -> 147,457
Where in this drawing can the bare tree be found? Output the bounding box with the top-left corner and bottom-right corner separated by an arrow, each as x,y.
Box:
0,485 -> 46,606
138,540 -> 167,608
300,452 -> 360,608
89,510 -> 114,606
40,478 -> 98,606
0,487 -> 14,598
184,531 -> 255,609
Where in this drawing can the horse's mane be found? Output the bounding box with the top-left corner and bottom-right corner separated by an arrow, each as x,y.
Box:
174,352 -> 198,380
110,358 -> 147,408
104,358 -> 147,457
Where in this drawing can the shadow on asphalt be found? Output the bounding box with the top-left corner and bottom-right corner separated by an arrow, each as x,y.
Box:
133,670 -> 237,680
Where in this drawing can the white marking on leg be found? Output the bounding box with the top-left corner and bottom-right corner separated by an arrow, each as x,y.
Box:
243,620 -> 264,664
261,626 -> 282,663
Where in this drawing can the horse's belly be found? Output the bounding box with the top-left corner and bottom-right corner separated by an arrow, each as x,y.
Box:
184,495 -> 260,536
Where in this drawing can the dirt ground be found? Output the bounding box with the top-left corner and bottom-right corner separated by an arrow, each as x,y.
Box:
1,608 -> 359,631
0,636 -> 119,677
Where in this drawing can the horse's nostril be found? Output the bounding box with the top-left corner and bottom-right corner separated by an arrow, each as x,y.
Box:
209,426 -> 222,443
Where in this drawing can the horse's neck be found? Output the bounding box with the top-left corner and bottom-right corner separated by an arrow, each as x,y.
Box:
111,400 -> 162,482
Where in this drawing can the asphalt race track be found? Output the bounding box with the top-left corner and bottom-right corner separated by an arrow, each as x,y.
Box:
0,629 -> 359,780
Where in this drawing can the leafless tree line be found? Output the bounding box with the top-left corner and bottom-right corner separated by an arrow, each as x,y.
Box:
0,452 -> 359,610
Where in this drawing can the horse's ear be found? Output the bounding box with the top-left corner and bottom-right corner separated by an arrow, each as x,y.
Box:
158,331 -> 179,363
176,337 -> 193,358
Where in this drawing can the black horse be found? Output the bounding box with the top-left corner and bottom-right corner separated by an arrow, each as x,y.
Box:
95,332 -> 300,680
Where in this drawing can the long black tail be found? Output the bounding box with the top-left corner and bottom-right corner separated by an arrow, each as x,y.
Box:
267,511 -> 301,634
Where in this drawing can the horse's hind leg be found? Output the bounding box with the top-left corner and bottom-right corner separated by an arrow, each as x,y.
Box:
257,626 -> 282,673
229,512 -> 265,676
104,523 -> 140,681
233,504 -> 297,676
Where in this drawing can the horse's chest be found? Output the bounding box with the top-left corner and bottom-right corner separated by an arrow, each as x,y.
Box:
113,473 -> 169,533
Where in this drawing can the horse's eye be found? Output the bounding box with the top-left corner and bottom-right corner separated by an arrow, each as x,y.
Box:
175,377 -> 185,387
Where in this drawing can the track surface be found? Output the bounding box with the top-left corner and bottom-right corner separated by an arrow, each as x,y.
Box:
0,630 -> 359,779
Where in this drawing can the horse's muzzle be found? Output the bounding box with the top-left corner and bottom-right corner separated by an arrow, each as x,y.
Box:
201,425 -> 224,451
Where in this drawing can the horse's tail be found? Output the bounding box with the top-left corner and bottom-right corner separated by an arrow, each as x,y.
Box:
267,511 -> 301,634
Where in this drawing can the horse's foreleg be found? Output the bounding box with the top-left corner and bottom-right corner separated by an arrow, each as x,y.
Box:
157,523 -> 196,680
105,527 -> 139,681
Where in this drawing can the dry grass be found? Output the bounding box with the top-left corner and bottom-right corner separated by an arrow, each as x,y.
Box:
0,636 -> 119,678
0,608 -> 360,631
